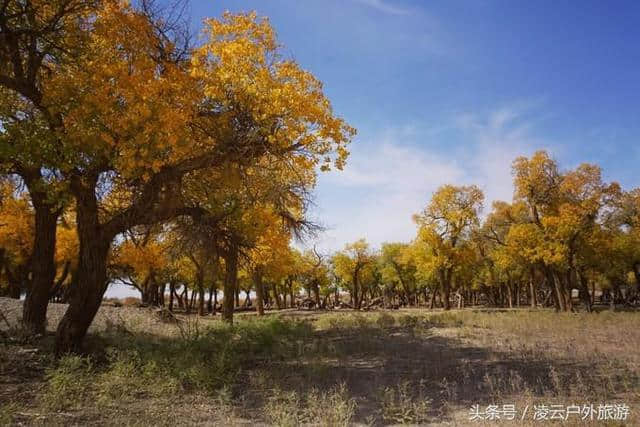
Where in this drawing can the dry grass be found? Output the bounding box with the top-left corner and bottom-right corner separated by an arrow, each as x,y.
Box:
0,298 -> 639,425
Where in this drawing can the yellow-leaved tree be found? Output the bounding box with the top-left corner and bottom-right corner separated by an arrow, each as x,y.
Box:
413,185 -> 484,310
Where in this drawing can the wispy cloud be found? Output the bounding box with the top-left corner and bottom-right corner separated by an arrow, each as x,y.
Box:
309,102 -> 549,252
453,103 -> 550,206
352,0 -> 411,16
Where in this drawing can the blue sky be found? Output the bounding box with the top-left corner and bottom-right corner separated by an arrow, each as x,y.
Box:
190,0 -> 640,252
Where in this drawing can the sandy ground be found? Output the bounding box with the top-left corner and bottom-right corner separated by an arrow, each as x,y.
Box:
0,297 -> 168,335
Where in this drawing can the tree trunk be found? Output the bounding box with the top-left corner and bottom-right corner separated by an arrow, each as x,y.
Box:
577,271 -> 592,312
289,280 -> 295,308
222,245 -> 238,323
55,175 -> 112,354
140,276 -> 152,305
49,261 -> 71,302
169,281 -> 175,312
198,281 -> 205,316
207,287 -> 214,313
312,280 -> 321,308
23,199 -> 60,335
55,237 -> 110,354
529,277 -> 537,308
352,274 -> 360,309
182,284 -> 190,313
441,269 -> 451,311
429,285 -> 438,309
158,282 -> 166,307
189,289 -> 196,312
548,269 -> 566,311
273,283 -> 283,309
253,267 -> 265,316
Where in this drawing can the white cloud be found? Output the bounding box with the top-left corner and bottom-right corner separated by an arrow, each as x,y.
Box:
312,140 -> 464,252
455,104 -> 548,207
307,103 -> 547,253
352,0 -> 412,16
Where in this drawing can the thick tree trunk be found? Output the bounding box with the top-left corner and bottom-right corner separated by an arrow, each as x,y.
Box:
207,287 -> 214,313
140,277 -> 152,305
441,269 -> 452,311
222,245 -> 238,323
578,271 -> 592,312
253,267 -> 265,316
55,237 -> 110,354
55,176 -> 111,354
23,199 -> 60,335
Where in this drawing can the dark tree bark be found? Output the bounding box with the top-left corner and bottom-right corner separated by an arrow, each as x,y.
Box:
49,261 -> 71,302
22,179 -> 61,335
182,284 -> 190,313
198,283 -> 205,316
169,281 -> 175,312
207,286 -> 214,313
253,266 -> 265,315
577,271 -> 592,312
221,245 -> 238,323
440,268 -> 452,311
55,176 -> 111,354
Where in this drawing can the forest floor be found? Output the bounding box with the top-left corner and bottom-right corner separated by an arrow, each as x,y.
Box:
1,297 -> 639,426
